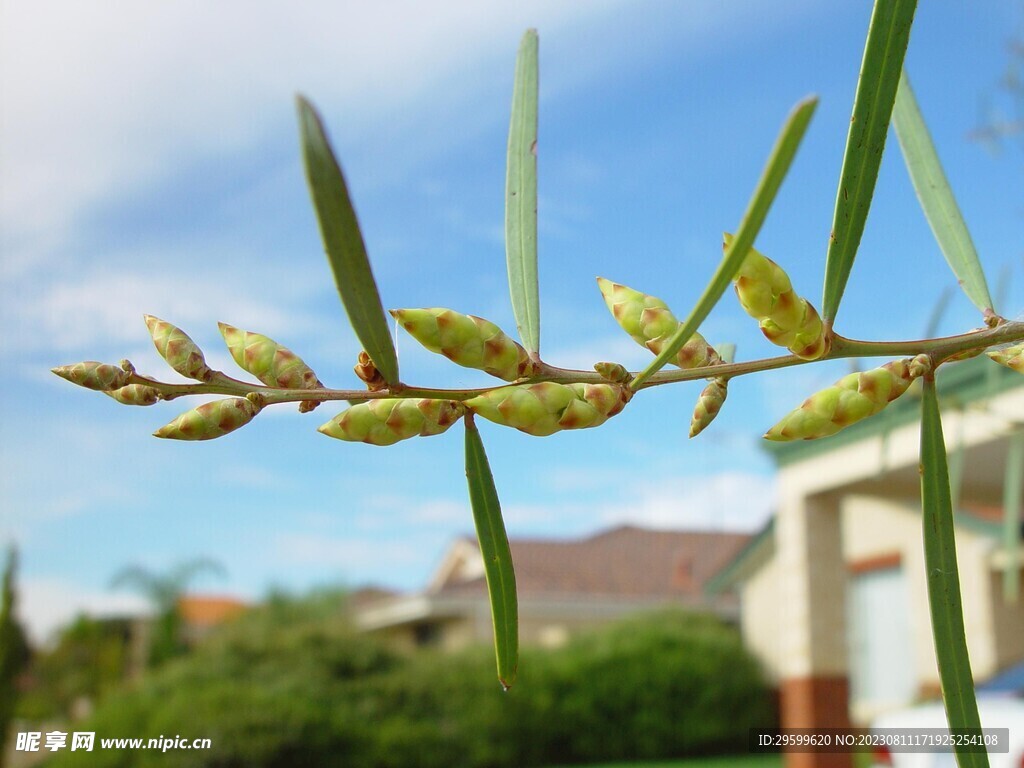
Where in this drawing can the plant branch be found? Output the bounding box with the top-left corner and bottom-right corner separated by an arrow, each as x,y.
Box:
122,320 -> 1024,407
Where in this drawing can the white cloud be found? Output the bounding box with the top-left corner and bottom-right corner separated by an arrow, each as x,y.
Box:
599,471 -> 776,532
18,577 -> 150,644
4,264 -> 316,355
276,532 -> 423,570
1,0 -> 819,281
543,333 -> 653,372
0,0 -> 626,272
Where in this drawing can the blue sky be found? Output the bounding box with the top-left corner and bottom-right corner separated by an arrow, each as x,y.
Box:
2,1 -> 1022,641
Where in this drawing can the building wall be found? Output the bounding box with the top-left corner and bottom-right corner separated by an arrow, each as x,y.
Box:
739,553 -> 783,683
842,495 -> 1004,693
988,570 -> 1024,670
739,494 -> 1017,720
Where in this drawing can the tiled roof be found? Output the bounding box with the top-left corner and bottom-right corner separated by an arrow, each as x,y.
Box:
176,595 -> 248,628
435,525 -> 750,599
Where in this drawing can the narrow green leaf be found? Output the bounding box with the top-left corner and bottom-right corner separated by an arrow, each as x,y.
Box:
631,96 -> 817,389
920,377 -> 989,768
505,29 -> 540,355
1003,432 -> 1023,603
464,415 -> 519,689
893,71 -> 994,316
822,0 -> 918,323
296,95 -> 400,386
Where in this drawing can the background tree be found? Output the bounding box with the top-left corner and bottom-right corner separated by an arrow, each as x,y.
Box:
110,558 -> 225,668
0,548 -> 30,768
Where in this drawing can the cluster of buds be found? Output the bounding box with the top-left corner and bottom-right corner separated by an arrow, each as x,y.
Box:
764,358 -> 921,441
319,399 -> 466,446
597,278 -> 722,369
53,316 -> 334,441
987,342 -> 1024,374
727,234 -> 829,360
597,278 -> 734,436
391,308 -> 536,381
219,323 -> 324,412
464,382 -> 630,437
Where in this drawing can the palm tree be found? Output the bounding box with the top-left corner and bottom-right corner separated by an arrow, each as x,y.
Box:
110,558 -> 225,667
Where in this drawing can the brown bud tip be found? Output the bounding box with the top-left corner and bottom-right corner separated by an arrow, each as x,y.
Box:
354,350 -> 387,391
594,362 -> 631,384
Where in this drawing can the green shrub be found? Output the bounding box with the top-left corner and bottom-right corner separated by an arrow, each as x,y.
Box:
43,604 -> 770,768
540,611 -> 772,764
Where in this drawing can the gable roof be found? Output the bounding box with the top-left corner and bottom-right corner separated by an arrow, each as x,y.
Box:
433,525 -> 751,600
176,595 -> 248,629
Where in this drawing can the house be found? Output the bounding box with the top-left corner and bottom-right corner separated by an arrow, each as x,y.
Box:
176,594 -> 249,644
708,358 -> 1024,768
356,525 -> 751,651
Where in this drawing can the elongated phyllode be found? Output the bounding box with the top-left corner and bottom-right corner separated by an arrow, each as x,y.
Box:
764,358 -> 918,441
391,308 -> 536,381
318,398 -> 465,446
727,233 -> 828,360
597,278 -> 722,369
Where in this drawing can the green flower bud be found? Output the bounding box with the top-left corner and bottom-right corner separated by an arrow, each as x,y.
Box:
154,397 -> 262,441
391,308 -> 535,381
105,384 -> 161,406
596,278 -> 722,369
594,361 -> 631,384
52,362 -> 130,392
218,323 -> 323,393
143,315 -> 213,381
987,342 -> 1024,374
319,399 -> 465,446
465,382 -> 630,437
689,377 -> 728,438
727,233 -> 829,360
764,359 -> 917,441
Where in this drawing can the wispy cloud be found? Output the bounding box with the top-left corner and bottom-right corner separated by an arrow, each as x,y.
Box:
598,471 -> 775,532
5,266 -> 315,355
276,532 -> 425,571
1,1 -> 627,274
